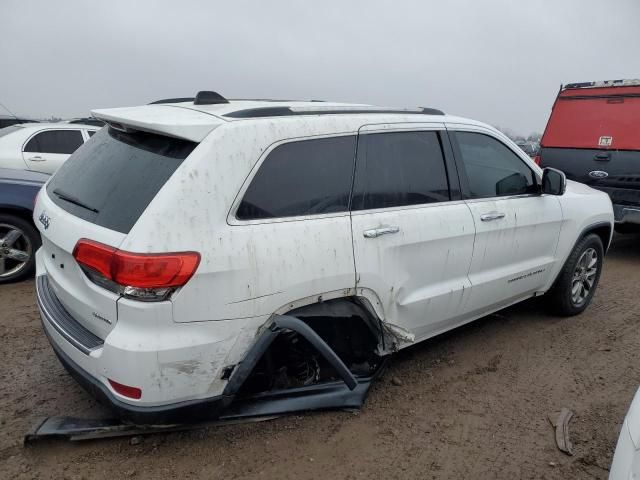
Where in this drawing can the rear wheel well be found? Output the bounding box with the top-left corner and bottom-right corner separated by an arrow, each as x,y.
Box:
236,298 -> 383,397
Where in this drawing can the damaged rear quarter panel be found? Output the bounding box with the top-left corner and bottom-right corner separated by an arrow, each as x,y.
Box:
114,295 -> 269,403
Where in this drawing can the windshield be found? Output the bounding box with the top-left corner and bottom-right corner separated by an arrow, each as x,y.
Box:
47,127 -> 197,233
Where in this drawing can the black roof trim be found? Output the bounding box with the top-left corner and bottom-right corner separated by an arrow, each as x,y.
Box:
224,107 -> 445,119
194,91 -> 229,105
225,107 -> 295,118
149,97 -> 195,105
68,118 -> 105,127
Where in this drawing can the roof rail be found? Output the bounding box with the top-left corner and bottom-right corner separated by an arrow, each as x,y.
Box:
224,106 -> 445,119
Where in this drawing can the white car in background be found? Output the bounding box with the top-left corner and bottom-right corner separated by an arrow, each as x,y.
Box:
0,123 -> 98,175
610,387 -> 640,478
33,92 -> 614,424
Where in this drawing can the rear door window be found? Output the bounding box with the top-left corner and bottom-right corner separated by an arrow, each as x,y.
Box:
454,132 -> 537,198
351,131 -> 450,210
47,127 -> 197,233
237,136 -> 356,220
24,130 -> 84,154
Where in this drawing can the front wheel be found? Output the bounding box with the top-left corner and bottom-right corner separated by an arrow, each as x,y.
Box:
548,234 -> 604,316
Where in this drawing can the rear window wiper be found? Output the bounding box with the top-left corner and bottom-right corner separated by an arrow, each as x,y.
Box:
52,188 -> 100,213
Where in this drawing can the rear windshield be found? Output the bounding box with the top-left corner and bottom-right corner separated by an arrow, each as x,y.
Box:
542,87 -> 640,150
47,127 -> 197,233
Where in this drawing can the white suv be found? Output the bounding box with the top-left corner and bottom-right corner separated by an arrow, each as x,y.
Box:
34,92 -> 614,423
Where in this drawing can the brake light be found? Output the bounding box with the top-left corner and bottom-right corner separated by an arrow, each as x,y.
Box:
73,239 -> 200,300
534,154 -> 541,166
108,379 -> 142,399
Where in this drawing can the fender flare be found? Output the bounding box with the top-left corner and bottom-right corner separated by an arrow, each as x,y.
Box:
547,220 -> 613,291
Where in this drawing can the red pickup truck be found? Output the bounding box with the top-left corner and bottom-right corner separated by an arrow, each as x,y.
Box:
538,79 -> 640,232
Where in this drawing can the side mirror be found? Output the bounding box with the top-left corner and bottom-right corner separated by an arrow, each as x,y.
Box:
541,167 -> 566,196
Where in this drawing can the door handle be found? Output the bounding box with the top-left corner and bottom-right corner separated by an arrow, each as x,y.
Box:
28,156 -> 45,161
363,226 -> 400,238
480,212 -> 506,222
594,152 -> 611,161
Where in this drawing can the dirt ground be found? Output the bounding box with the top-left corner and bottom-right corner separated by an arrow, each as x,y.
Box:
1,234 -> 639,479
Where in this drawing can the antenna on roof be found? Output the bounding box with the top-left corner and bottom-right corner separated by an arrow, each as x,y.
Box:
194,91 -> 229,105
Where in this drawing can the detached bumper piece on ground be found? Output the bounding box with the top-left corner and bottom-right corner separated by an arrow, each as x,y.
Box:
26,313 -> 387,443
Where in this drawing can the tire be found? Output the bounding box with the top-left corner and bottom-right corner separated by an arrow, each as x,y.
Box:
0,213 -> 41,284
548,233 -> 604,317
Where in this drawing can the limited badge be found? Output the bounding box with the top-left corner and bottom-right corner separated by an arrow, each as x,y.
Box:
598,136 -> 613,147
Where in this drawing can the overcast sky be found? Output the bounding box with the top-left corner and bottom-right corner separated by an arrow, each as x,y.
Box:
1,0 -> 639,135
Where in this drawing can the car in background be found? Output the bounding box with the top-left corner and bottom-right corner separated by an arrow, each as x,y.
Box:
0,167 -> 48,283
0,123 -> 97,175
609,386 -> 640,479
516,141 -> 539,158
538,79 -> 640,233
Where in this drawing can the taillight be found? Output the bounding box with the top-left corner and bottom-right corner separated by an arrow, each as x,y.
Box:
73,239 -> 200,301
533,154 -> 541,166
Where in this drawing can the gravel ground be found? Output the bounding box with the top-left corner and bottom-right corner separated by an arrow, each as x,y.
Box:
1,234 -> 639,479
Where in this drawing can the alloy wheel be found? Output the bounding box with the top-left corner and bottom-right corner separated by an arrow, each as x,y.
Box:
571,247 -> 598,306
0,223 -> 32,280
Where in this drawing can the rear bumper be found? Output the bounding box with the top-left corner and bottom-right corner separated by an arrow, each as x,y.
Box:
43,313 -> 385,425
38,279 -> 384,424
36,275 -> 104,354
42,323 -> 231,424
36,271 -> 232,423
613,204 -> 640,225
35,237 -> 271,408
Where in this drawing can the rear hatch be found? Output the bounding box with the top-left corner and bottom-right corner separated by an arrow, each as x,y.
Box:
539,81 -> 640,207
35,126 -> 198,339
